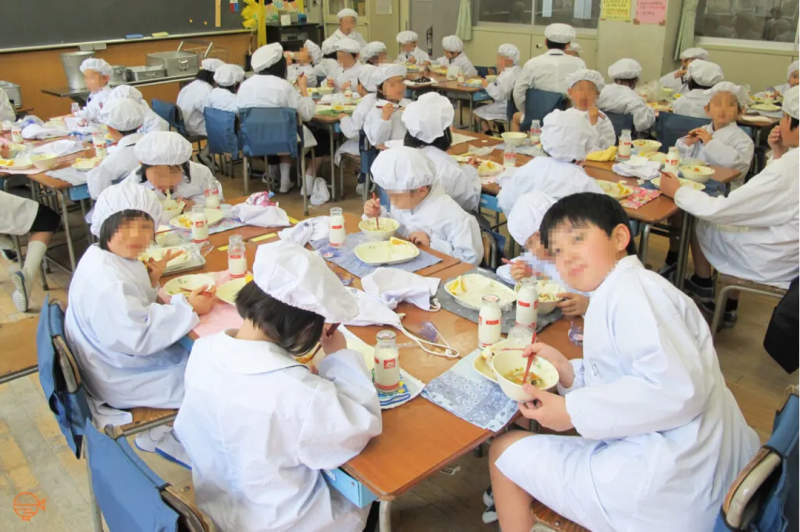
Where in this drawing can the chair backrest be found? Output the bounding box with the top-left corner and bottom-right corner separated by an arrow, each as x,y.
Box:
655,113 -> 711,153
521,89 -> 567,132
604,111 -> 635,138
316,75 -> 327,87
204,108 -> 240,157
238,107 -> 299,159
506,99 -> 517,124
358,129 -> 378,176
36,296 -> 92,458
152,100 -> 179,131
475,66 -> 492,78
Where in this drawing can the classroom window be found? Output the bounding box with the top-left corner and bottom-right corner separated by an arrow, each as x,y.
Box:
695,0 -> 799,43
473,0 -> 599,29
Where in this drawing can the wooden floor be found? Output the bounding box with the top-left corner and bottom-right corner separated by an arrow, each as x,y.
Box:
0,161 -> 795,531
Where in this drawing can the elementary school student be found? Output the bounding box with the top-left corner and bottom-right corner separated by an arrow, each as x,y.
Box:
565,42 -> 581,57
402,92 -> 481,213
329,8 -> 368,49
65,184 -> 215,410
360,41 -> 388,65
488,192 -> 759,532
363,64 -> 410,147
396,30 -> 430,65
327,38 -> 362,92
315,38 -> 340,80
287,40 -> 321,88
497,108 -> 603,215
671,60 -> 724,118
335,64 -> 378,180
435,35 -> 477,77
75,58 -> 113,123
174,240 -> 381,532
176,58 -> 224,137
206,64 -> 245,112
565,69 -> 616,152
364,147 -> 484,265
660,47 -> 709,95
474,44 -> 521,135
755,60 -> 798,99
598,58 -> 656,133
659,86 -> 799,327
106,85 -> 170,133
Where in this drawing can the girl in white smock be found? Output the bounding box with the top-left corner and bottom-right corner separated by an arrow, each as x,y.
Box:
334,65 -> 378,165
565,69 -> 616,152
287,40 -> 320,88
206,64 -> 245,112
360,41 -> 387,66
314,39 -> 341,80
176,58 -> 224,137
75,58 -> 113,123
597,58 -> 656,133
474,44 -> 521,126
89,99 -> 146,200
326,38 -> 362,92
363,64 -> 411,147
395,31 -> 430,65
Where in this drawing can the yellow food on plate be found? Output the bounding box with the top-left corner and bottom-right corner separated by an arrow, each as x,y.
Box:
539,293 -> 560,302
450,276 -> 468,296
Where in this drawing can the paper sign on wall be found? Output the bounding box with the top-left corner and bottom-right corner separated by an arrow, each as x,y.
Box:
600,0 -> 632,22
634,0 -> 667,25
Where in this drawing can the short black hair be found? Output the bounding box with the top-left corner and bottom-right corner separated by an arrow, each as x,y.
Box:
688,79 -> 712,91
137,162 -> 192,184
377,80 -> 403,102
98,209 -> 154,251
196,70 -> 216,86
367,57 -> 380,66
258,56 -> 288,79
117,128 -> 140,137
545,39 -> 568,50
539,193 -> 637,256
615,78 -> 638,89
235,282 -> 325,355
323,52 -> 337,61
403,128 -> 452,151
219,83 -> 240,94
791,117 -> 799,130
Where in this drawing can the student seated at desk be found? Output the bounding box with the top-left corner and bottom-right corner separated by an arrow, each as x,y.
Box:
474,44 -> 521,135
315,39 -> 340,80
335,65 -> 378,171
565,42 -> 581,58
660,47 -> 709,96
565,69 -> 616,152
74,58 -> 113,123
435,35 -> 477,78
396,31 -> 430,65
659,87 -> 799,328
497,108 -> 603,215
363,64 -> 411,147
402,92 -> 481,213
326,38 -> 362,92
488,192 -> 759,532
360,41 -> 388,66
174,240 -> 381,532
65,184 -> 215,410
287,40 -> 320,88
106,85 -> 169,133
598,58 -> 656,133
755,60 -> 798,99
363,147 -> 484,265
0,86 -> 15,122
206,64 -> 245,112
671,60 -> 724,118
177,58 -> 224,137
329,8 -> 368,49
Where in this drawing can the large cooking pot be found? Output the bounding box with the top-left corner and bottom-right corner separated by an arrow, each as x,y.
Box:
61,51 -> 95,90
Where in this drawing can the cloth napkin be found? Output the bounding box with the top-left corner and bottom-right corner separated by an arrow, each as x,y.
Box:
612,160 -> 662,181
279,216 -> 330,246
362,268 -> 440,310
587,145 -> 618,161
22,124 -> 69,140
620,187 -> 661,209
378,370 -> 426,409
31,139 -> 86,157
451,132 -> 477,146
47,167 -> 88,186
231,204 -> 291,228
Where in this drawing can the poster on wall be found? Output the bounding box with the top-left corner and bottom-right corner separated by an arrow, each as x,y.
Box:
634,0 -> 667,25
600,0 -> 632,22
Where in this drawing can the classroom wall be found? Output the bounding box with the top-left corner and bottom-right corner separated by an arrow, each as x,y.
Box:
705,45 -> 798,92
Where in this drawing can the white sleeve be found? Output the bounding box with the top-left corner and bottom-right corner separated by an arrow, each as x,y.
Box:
629,98 -> 656,132
364,108 -> 393,146
86,159 -> 117,199
340,99 -> 370,139
659,71 -> 683,91
431,214 -> 483,265
556,359 -> 586,395
454,164 -> 482,212
703,134 -> 754,174
675,136 -> 701,160
290,90 -> 316,123
297,349 -> 382,470
596,117 -> 617,150
459,56 -> 478,78
0,89 -> 15,122
513,68 -> 532,111
435,56 -> 449,67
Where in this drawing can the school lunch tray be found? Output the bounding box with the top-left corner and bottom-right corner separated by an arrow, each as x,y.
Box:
162,253 -> 207,276
436,267 -> 562,335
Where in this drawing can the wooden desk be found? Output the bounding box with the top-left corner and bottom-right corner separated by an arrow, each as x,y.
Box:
0,318 -> 40,384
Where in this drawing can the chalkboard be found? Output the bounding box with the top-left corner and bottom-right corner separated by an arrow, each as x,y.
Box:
0,0 -> 244,50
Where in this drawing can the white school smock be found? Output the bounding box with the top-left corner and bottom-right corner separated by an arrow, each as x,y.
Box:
396,48 -> 430,65
329,28 -> 368,50
496,255 -> 759,532
419,145 -> 481,213
675,148 -> 799,287
335,92 -> 377,164
676,122 -> 754,189
236,74 -> 318,149
363,98 -> 411,147
659,69 -> 688,95
598,84 -> 656,132
141,103 -> 170,133
177,80 -> 213,136
0,191 -> 38,236
76,86 -> 112,123
330,63 -> 362,92
671,88 -> 710,118
173,330 -> 381,532
205,87 -> 238,113
590,112 -> 616,152
475,66 -> 521,122
288,64 -> 319,87
435,53 -> 478,78
0,88 -> 15,122
122,161 -> 222,207
513,50 -> 586,111
64,245 -> 199,409
314,58 -> 340,80
497,157 -> 603,215
87,133 -> 143,199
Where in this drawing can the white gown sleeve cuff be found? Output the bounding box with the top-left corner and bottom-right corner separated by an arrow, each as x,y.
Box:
556,359 -> 586,395
429,237 -> 454,256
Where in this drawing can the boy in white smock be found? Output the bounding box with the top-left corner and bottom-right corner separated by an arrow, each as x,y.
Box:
75,58 -> 113,123
435,35 -> 477,77
363,64 -> 410,147
395,31 -> 430,65
474,44 -> 521,134
672,60 -> 724,118
89,99 -> 146,200
598,58 -> 656,133
564,69 -> 616,152
206,64 -> 245,112
660,47 -> 709,95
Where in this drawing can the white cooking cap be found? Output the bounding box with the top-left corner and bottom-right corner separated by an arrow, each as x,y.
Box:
201,58 -> 225,72
402,92 -> 454,143
544,23 -> 576,44
788,60 -> 799,78
372,63 -> 407,87
252,43 -> 284,72
90,182 -> 162,237
101,98 -> 145,132
507,191 -> 556,247
498,44 -> 520,65
253,240 -> 359,323
321,38 -> 337,57
361,41 -> 387,62
442,35 -> 464,53
80,58 -> 113,77
371,146 -> 437,191
214,64 -> 245,86
705,82 -> 749,107
305,40 -> 322,64
783,86 -> 799,119
608,58 -> 642,80
334,38 -> 361,54
566,68 -> 605,92
358,64 -> 379,92
337,8 -> 358,20
567,42 -> 582,53
107,85 -> 144,103
541,108 -> 599,162
687,60 -> 724,86
134,132 -> 192,166
397,31 -> 419,44
680,47 -> 709,61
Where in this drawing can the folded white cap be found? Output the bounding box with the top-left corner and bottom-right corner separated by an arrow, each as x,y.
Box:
608,58 -> 642,80
566,68 -> 605,92
397,31 -> 419,44
788,60 -> 799,78
705,81 -> 749,107
498,44 -> 520,65
80,58 -> 113,77
107,85 -> 144,103
362,268 -> 440,310
371,146 -> 437,191
541,108 -> 599,162
321,38 -> 337,57
687,60 -> 724,86
372,63 -> 407,87
783,86 -> 799,119
91,182 -> 162,237
214,64 -> 245,86
361,41 -> 387,62
305,40 -> 322,64
442,35 -> 464,53
508,192 -> 556,246
402,92 -> 454,143
253,240 -> 359,323
201,58 -> 225,72
544,23 -> 576,44
567,42 -> 582,53
680,47 -> 709,61
358,64 -> 379,92
337,8 -> 358,20
252,43 -> 284,72
334,38 -> 361,54
134,132 -> 192,166
101,98 -> 145,132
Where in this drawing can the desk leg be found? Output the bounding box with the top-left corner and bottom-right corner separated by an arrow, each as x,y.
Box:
638,223 -> 651,263
59,190 -> 77,272
469,96 -> 475,132
329,124 -> 336,200
675,212 -> 693,290
379,500 -> 393,532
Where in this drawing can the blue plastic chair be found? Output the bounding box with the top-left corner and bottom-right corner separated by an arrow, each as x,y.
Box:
204,107 -> 241,177
151,100 -> 178,131
475,66 -> 493,78
655,113 -> 711,153
605,111 -> 635,138
506,99 -> 517,124
521,89 -> 567,132
359,129 -> 380,203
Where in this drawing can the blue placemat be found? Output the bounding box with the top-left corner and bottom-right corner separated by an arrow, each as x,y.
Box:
422,349 -> 518,432
310,233 -> 443,278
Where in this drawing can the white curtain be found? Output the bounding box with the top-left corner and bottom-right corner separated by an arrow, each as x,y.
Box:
456,0 -> 473,41
674,0 -> 700,60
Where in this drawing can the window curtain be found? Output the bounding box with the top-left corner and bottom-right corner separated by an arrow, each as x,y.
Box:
456,0 -> 473,41
673,0 -> 699,60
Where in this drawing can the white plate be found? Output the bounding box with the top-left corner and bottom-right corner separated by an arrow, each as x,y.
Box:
651,177 -> 705,191
139,246 -> 192,268
445,274 -> 518,311
216,276 -> 251,305
597,180 -> 633,200
72,158 -> 101,171
478,160 -> 503,177
0,156 -> 33,170
169,209 -> 225,230
162,274 -> 216,297
354,238 -> 420,266
750,103 -> 781,112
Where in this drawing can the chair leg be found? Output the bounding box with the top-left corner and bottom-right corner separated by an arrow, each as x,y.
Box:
301,155 -> 309,216
242,156 -> 250,196
710,284 -> 733,340
379,500 -> 393,532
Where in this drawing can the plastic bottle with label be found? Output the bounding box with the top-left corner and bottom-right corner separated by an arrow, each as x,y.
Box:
618,129 -> 632,161
515,278 -> 539,329
10,123 -> 23,144
343,89 -> 353,105
91,125 -> 105,149
528,119 -> 541,146
204,179 -> 221,209
503,145 -> 517,170
478,294 -> 502,348
227,235 -> 247,279
191,205 -> 209,243
329,207 -> 346,248
664,147 -> 680,174
373,330 -> 400,394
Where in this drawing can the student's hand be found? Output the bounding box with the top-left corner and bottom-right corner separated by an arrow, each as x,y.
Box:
381,103 -> 395,121
467,156 -> 481,168
327,78 -> 335,88
408,56 -> 417,65
364,198 -> 382,217
341,81 -> 352,91
675,68 -> 687,79
683,135 -> 700,146
187,285 -> 217,315
694,129 -> 712,144
147,249 -> 184,287
768,125 -> 786,160
659,171 -> 682,198
408,231 -> 431,247
525,342 -> 574,388
510,260 -> 533,281
481,79 -> 490,88
0,144 -> 10,159
588,106 -> 599,126
319,324 -> 347,355
557,293 -> 589,316
176,197 -> 194,211
519,386 -> 574,432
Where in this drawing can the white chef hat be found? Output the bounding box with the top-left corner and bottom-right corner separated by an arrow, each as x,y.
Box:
371,147 -> 437,191
783,86 -> 799,119
337,8 -> 358,20
788,60 -> 799,78
680,47 -> 709,61
372,63 -> 407,88
253,240 -> 359,323
402,92 -> 454,143
358,64 -> 379,92
252,43 -> 284,72
566,42 -> 582,53
214,64 -> 245,86
334,38 -> 361,55
608,58 -> 642,80
544,23 -> 576,44
361,41 -> 387,62
397,31 -> 419,44
101,98 -> 145,132
107,85 -> 144,103
566,68 -> 605,92
80,58 -> 113,77
201,58 -> 225,72
135,132 -> 192,166
498,44 -> 520,65
90,182 -> 162,237
507,191 -> 556,247
541,108 -> 599,162
321,38 -> 337,57
705,82 -> 749,108
687,60 -> 724,87
305,40 -> 322,64
442,35 -> 464,53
